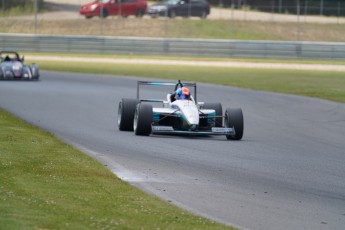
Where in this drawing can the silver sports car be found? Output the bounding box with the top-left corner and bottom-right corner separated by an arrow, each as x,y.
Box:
0,51 -> 40,80
117,80 -> 243,140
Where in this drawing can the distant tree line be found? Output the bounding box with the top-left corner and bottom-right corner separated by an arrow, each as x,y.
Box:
0,0 -> 44,10
207,0 -> 344,16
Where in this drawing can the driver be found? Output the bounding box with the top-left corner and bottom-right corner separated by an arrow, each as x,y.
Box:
175,87 -> 190,100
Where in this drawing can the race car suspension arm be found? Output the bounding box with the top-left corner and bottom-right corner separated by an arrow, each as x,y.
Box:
152,112 -> 180,125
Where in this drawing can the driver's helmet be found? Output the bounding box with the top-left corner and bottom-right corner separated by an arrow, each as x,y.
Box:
175,87 -> 190,100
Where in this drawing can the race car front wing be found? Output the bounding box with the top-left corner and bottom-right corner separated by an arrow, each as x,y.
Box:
151,126 -> 235,136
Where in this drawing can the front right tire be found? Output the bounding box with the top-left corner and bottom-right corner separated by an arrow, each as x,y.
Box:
134,103 -> 153,136
225,108 -> 243,140
118,98 -> 140,131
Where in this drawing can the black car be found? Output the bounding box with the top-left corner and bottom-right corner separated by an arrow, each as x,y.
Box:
147,0 -> 210,18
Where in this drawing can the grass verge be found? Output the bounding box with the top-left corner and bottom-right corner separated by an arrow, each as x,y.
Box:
1,18 -> 345,41
0,108 -> 232,229
24,52 -> 345,65
36,59 -> 345,103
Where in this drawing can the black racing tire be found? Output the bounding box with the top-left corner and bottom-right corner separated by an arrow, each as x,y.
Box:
118,98 -> 140,131
29,65 -> 40,81
203,103 -> 223,127
225,108 -> 243,140
134,103 -> 153,136
85,15 -> 93,19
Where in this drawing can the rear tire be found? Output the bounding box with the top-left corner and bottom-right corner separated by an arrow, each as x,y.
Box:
118,98 -> 140,131
225,108 -> 243,140
134,103 -> 153,136
203,103 -> 223,127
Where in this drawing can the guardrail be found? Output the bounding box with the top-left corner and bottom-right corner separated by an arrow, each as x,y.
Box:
1,33 -> 345,60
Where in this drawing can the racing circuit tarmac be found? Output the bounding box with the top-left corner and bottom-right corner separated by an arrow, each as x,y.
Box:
1,72 -> 345,230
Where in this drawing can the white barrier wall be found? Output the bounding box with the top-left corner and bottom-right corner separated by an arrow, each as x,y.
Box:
1,33 -> 345,60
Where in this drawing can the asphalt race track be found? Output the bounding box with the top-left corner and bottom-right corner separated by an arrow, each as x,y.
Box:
1,71 -> 345,230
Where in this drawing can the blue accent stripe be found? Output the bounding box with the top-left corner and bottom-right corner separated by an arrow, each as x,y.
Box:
207,112 -> 215,124
153,112 -> 160,122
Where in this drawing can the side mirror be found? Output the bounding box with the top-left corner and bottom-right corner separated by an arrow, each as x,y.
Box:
21,56 -> 25,62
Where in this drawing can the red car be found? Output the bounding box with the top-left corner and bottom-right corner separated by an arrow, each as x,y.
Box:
80,0 -> 147,18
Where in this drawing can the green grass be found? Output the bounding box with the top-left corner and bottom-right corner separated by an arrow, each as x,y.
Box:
36,59 -> 345,103
1,18 -> 345,41
166,20 -> 275,40
0,108 -> 232,229
0,6 -> 34,17
25,52 -> 345,65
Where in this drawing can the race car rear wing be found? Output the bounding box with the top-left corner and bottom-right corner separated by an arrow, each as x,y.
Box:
137,80 -> 197,102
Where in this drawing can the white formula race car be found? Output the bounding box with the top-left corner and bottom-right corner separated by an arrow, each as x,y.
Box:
117,80 -> 243,140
